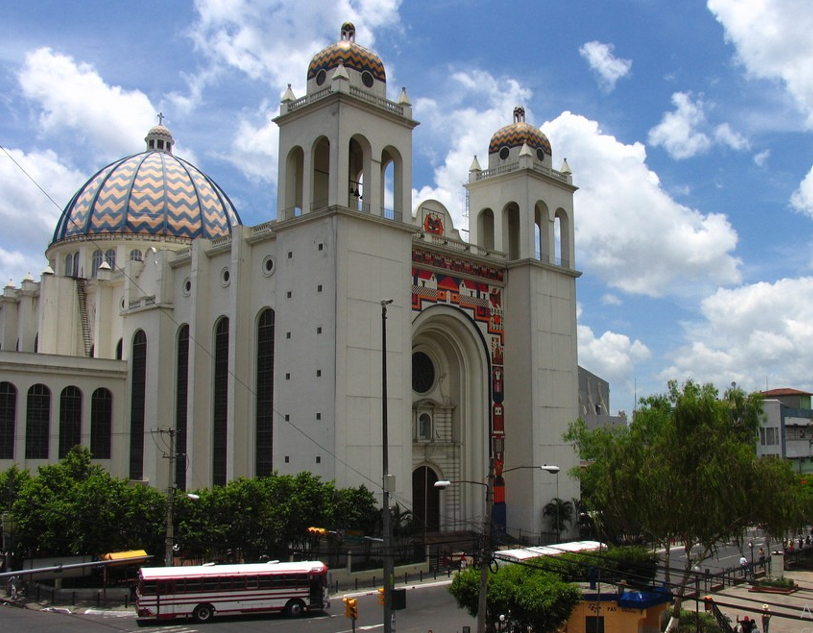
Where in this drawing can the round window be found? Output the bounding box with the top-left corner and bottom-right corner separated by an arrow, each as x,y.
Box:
412,352 -> 436,393
220,267 -> 230,286
262,255 -> 275,277
361,71 -> 374,88
183,277 -> 192,296
499,146 -> 510,160
316,69 -> 327,86
537,148 -> 546,162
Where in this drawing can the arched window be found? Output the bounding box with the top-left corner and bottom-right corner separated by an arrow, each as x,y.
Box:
115,338 -> 123,360
0,382 -> 17,459
256,309 -> 275,477
105,249 -> 116,270
59,386 -> 82,458
92,250 -> 104,277
417,413 -> 432,441
175,325 -> 190,490
65,253 -> 73,277
213,318 -> 230,486
25,384 -> 51,459
130,250 -> 143,262
129,330 -> 147,480
90,388 -> 112,459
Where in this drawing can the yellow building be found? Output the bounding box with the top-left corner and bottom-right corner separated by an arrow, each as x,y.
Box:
562,587 -> 672,633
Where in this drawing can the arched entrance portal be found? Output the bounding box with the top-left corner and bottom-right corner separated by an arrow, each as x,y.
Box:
411,305 -> 491,533
412,466 -> 440,534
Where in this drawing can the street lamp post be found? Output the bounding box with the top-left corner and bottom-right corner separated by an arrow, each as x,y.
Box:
541,465 -> 561,542
435,458 -> 494,633
380,300 -> 394,633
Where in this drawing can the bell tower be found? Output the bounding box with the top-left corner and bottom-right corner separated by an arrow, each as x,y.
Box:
466,106 -> 581,534
274,22 -> 418,222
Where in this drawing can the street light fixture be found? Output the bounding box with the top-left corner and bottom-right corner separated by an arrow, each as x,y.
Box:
541,464 -> 561,542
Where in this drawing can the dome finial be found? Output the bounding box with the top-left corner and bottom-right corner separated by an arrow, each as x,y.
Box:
513,106 -> 525,124
341,22 -> 356,42
145,116 -> 174,154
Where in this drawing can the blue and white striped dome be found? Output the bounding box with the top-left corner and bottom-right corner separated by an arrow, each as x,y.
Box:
52,126 -> 241,246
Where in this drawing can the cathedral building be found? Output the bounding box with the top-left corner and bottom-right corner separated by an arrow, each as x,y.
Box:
0,23 -> 580,540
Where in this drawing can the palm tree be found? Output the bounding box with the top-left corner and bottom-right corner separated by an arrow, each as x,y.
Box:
542,497 -> 574,539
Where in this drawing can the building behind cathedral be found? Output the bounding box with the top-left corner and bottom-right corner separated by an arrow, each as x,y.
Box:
0,23 -> 581,540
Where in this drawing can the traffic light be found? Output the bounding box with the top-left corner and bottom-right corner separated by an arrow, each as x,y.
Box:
377,587 -> 385,605
343,597 -> 358,619
307,526 -> 327,535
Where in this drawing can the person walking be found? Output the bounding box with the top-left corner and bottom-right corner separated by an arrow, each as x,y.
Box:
761,604 -> 771,633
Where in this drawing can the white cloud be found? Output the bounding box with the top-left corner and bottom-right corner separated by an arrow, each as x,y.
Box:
601,293 -> 623,306
648,92 -> 712,159
221,100 -> 280,184
753,149 -> 770,167
648,92 -> 750,160
578,41 -> 632,93
708,0 -> 813,127
790,166 -> 813,217
577,323 -> 651,389
544,112 -> 742,297
18,48 -> 157,161
189,0 -> 402,90
661,277 -> 813,392
0,147 -> 86,283
714,122 -> 750,151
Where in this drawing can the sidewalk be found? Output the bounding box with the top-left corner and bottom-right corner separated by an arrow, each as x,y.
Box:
701,570 -> 813,632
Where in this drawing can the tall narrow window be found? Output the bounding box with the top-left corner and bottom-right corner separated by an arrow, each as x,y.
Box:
90,388 -> 112,459
59,386 -> 82,458
92,250 -> 104,277
129,330 -> 147,480
175,325 -> 190,490
0,382 -> 17,459
25,384 -> 51,459
105,249 -> 116,270
256,309 -> 275,477
212,318 -> 229,486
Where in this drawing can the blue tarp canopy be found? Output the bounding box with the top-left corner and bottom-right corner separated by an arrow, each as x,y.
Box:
617,585 -> 673,610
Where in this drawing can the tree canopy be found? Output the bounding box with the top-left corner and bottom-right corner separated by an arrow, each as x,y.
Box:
564,379 -> 808,632
449,561 -> 582,633
2,446 -> 380,566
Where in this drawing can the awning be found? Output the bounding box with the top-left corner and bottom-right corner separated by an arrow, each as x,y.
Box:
100,550 -> 150,565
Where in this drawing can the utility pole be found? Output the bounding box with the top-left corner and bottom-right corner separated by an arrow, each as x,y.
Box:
164,428 -> 176,567
478,457 -> 494,633
381,299 -> 394,633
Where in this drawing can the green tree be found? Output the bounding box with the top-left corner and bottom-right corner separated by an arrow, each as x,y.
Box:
449,562 -> 581,632
10,447 -> 164,559
565,380 -> 802,633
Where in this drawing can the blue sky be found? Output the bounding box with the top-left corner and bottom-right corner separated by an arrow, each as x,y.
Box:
2,0 -> 813,416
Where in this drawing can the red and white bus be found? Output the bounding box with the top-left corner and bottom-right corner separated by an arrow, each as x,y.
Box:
135,560 -> 329,624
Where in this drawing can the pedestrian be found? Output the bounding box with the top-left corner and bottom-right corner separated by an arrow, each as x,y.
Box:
762,604 -> 771,633
737,615 -> 755,632
739,555 -> 749,577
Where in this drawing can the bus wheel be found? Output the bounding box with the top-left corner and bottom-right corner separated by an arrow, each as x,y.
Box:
285,599 -> 306,617
193,603 -> 215,623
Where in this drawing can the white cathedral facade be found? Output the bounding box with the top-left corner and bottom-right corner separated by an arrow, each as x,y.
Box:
0,23 -> 580,539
